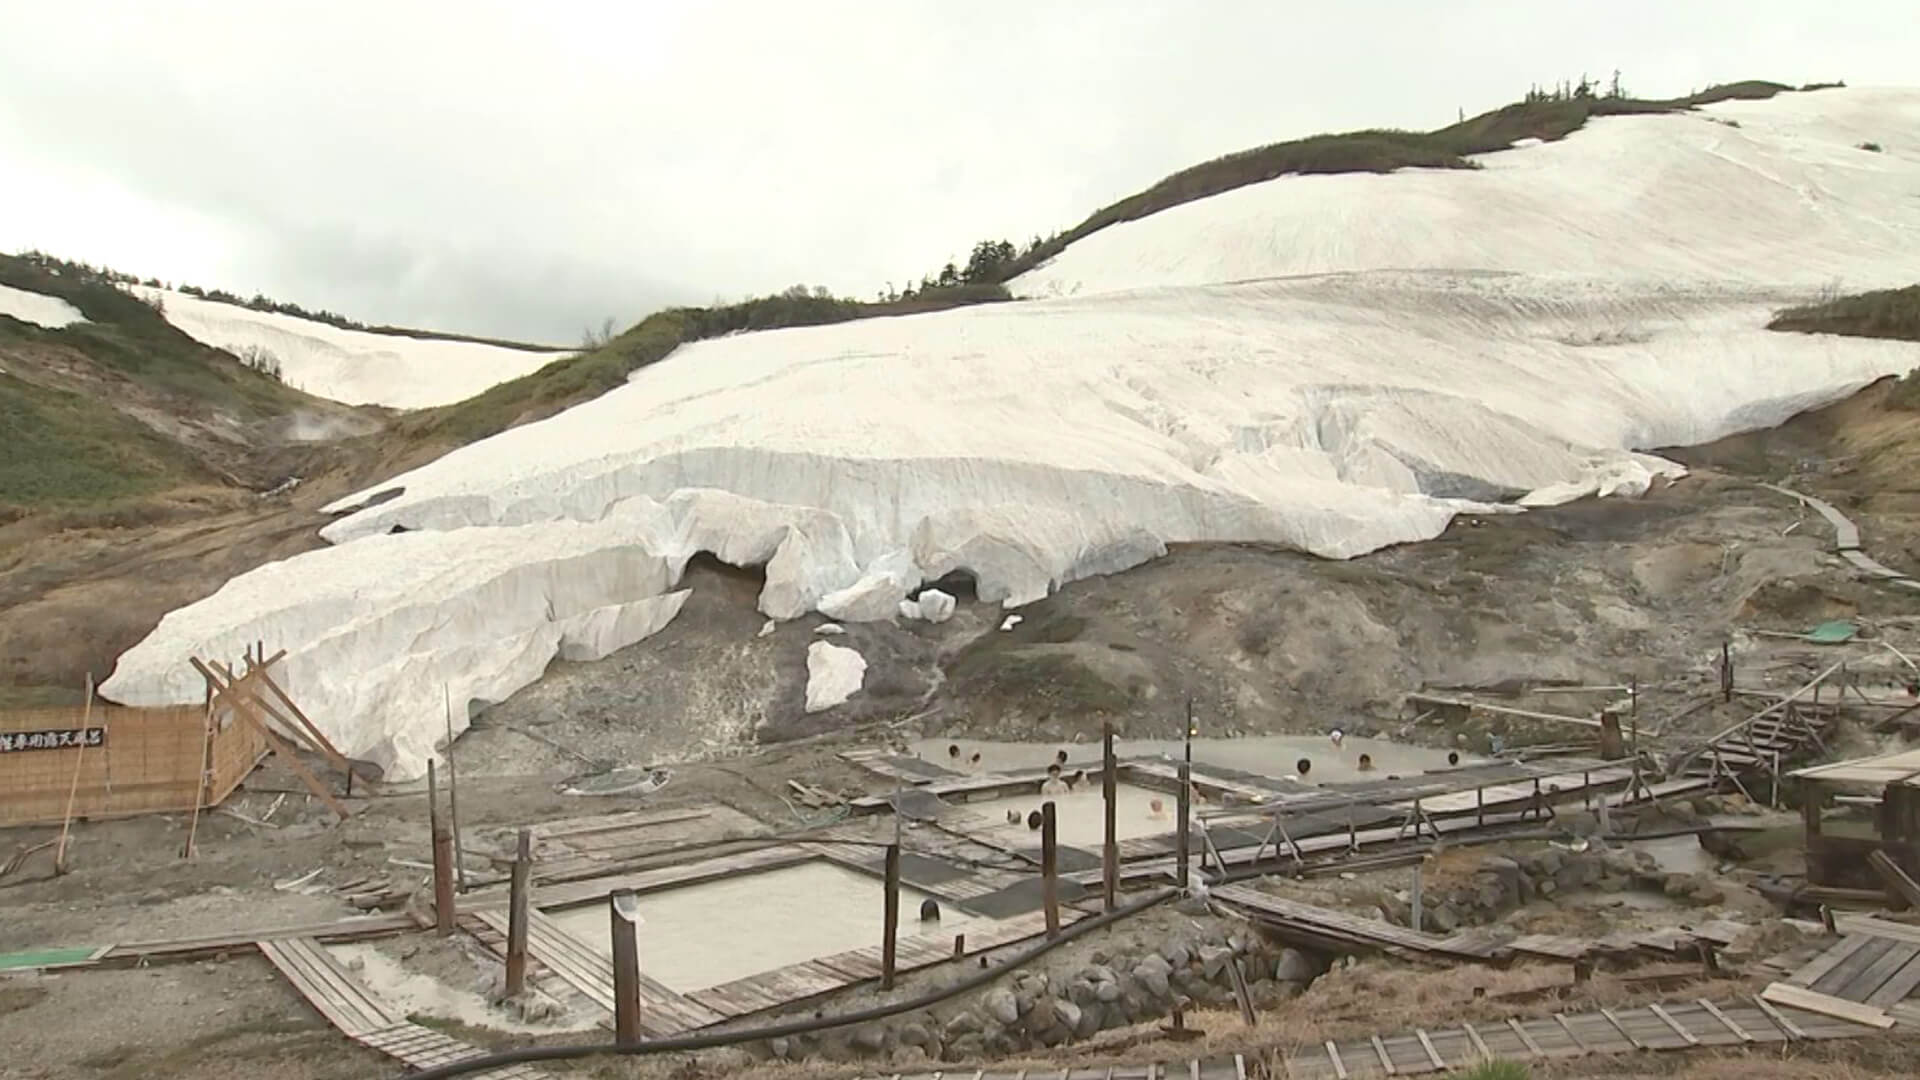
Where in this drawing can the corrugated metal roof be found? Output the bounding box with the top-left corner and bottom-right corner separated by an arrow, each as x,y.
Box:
1790,747 -> 1920,786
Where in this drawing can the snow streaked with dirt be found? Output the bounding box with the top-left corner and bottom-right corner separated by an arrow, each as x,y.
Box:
0,282 -> 87,328
102,87 -> 1920,780
1013,88 -> 1920,299
133,287 -> 568,408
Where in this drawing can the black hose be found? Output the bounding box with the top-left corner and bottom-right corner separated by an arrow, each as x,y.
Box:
394,886 -> 1177,1079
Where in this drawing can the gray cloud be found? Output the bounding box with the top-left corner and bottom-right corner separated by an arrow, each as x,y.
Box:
2,1 -> 1913,342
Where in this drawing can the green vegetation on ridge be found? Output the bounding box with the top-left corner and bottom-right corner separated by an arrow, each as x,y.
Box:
0,255 -> 325,509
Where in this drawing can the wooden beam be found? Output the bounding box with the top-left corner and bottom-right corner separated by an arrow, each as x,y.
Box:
1649,1003 -> 1698,1045
1761,982 -> 1895,1029
248,660 -> 350,769
222,661 -> 351,779
192,658 -> 349,820
1869,850 -> 1920,911
609,889 -> 643,1045
1695,998 -> 1753,1042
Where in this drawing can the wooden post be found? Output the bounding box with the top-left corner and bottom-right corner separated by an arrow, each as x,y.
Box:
881,843 -> 901,989
54,674 -> 96,874
505,827 -> 533,998
183,697 -> 215,860
1101,720 -> 1118,912
1722,642 -> 1734,703
1041,800 -> 1060,937
1175,758 -> 1192,890
429,761 -> 455,934
1411,863 -> 1424,932
953,933 -> 966,958
609,889 -> 643,1045
443,686 -> 468,892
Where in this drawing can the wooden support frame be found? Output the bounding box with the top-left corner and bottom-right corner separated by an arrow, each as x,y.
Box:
191,657 -> 349,821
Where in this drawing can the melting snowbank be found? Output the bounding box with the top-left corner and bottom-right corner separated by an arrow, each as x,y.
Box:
99,88 -> 1920,780
0,283 -> 87,329
134,287 -> 568,408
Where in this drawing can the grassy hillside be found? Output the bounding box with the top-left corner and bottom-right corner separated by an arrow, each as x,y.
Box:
990,81 -> 1797,283
1770,284 -> 1920,409
0,255 -> 364,510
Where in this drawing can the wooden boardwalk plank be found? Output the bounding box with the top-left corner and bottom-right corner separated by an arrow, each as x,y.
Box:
1839,941 -> 1920,1003
1790,934 -> 1871,988
1865,949 -> 1920,1008
1812,937 -> 1898,997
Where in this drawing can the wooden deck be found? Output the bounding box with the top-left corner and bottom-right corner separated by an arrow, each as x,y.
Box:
258,936 -> 547,1078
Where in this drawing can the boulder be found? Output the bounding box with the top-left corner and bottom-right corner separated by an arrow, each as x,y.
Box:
943,1010 -> 982,1038
767,1037 -> 792,1060
1428,903 -> 1461,933
1095,980 -> 1123,1003
851,1025 -> 889,1054
1133,964 -> 1171,1000
1054,998 -> 1083,1037
1024,996 -> 1056,1034
1072,1001 -> 1103,1038
945,1033 -> 986,1061
897,1021 -> 932,1048
984,988 -> 1020,1026
1275,947 -> 1321,983
1162,941 -> 1192,968
1198,945 -> 1233,980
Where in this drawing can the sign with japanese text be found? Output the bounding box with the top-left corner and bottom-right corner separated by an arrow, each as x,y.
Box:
0,727 -> 106,753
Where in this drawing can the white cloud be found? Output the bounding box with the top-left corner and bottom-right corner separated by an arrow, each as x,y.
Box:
2,0 -> 1912,340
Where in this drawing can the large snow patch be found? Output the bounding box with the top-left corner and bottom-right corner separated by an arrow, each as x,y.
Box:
1013,88 -> 1920,299
0,283 -> 87,329
135,288 -> 569,409
100,87 -> 1920,780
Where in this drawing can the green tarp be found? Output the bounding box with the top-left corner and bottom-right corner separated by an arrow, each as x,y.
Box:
1805,620 -> 1859,644
0,946 -> 99,971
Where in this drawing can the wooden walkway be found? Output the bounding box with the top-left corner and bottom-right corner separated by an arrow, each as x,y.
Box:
860,1057 -> 1250,1080
472,908 -> 724,1036
1280,995 -> 1873,1077
1763,483 -> 1920,594
257,936 -> 547,1078
471,901 -> 1085,1031
1213,885 -> 1748,967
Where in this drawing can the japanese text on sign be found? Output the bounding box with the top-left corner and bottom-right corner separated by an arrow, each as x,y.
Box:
0,727 -> 106,753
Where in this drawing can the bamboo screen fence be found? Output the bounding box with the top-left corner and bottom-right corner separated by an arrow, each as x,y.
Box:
0,699 -> 268,827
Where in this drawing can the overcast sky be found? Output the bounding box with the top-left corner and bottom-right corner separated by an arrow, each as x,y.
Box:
1,2 -> 1912,344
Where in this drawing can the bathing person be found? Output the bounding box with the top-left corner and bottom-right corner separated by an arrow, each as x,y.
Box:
1055,749 -> 1070,768
1329,728 -> 1345,749
1040,763 -> 1069,795
1357,753 -> 1375,772
1064,768 -> 1086,791
1006,808 -> 1022,825
1027,809 -> 1045,830
970,751 -> 983,772
1296,757 -> 1312,778
1447,751 -> 1460,767
1148,797 -> 1168,820
920,898 -> 941,923
948,743 -> 962,763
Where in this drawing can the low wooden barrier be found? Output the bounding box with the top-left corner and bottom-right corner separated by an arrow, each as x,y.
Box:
0,700 -> 266,827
